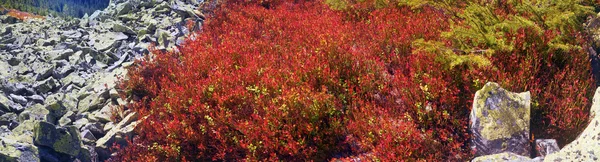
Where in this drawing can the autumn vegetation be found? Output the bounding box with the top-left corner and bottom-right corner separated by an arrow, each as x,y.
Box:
113,0 -> 599,161
2,7 -> 45,20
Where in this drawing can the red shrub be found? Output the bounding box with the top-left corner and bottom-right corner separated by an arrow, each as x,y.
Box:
469,27 -> 595,146
5,9 -> 45,20
114,0 -> 595,161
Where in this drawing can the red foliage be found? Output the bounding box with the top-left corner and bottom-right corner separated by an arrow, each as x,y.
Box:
470,27 -> 595,146
4,9 -> 44,20
113,0 -> 594,161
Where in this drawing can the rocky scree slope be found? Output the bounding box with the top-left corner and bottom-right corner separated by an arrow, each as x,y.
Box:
0,0 -> 204,161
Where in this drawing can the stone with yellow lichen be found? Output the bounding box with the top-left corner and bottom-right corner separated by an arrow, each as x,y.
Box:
470,82 -> 531,157
33,121 -> 82,156
471,152 -> 533,162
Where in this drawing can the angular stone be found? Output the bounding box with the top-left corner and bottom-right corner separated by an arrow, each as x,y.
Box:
471,152 -> 532,162
93,32 -> 128,51
18,104 -> 51,123
77,145 -> 97,162
8,94 -> 27,106
26,95 -> 44,104
0,137 -> 40,162
61,73 -> 85,88
82,122 -> 105,138
31,62 -> 54,81
45,93 -> 68,123
470,82 -> 531,157
73,118 -> 89,130
48,49 -> 74,61
115,1 -> 133,15
0,113 -> 17,128
96,112 -> 138,160
0,94 -> 11,112
545,87 -> 600,161
112,23 -> 135,34
535,139 -> 559,157
81,130 -> 97,142
33,121 -> 81,156
78,93 -> 105,113
8,120 -> 37,144
33,77 -> 59,94
156,29 -> 172,48
58,111 -> 75,127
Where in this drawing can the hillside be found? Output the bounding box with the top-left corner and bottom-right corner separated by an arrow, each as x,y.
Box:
0,0 -> 109,17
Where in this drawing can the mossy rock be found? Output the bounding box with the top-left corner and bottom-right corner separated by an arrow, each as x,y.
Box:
470,82 -> 531,157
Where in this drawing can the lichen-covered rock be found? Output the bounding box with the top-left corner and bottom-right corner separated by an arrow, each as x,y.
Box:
77,145 -> 98,162
472,152 -> 533,162
95,112 -> 138,160
33,121 -> 82,156
93,32 -> 128,52
470,82 -> 531,157
0,94 -> 12,113
0,137 -> 40,162
544,87 -> 600,161
18,104 -> 50,122
33,77 -> 59,94
7,120 -> 37,144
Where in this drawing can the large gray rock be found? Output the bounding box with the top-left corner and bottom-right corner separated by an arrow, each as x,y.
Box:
33,121 -> 82,156
544,87 -> 600,161
470,82 -> 531,157
472,152 -> 534,162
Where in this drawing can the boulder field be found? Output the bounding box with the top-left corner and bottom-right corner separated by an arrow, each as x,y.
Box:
0,0 -> 204,161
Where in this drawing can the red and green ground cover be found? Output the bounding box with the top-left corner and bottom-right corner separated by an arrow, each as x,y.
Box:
113,0 -> 598,161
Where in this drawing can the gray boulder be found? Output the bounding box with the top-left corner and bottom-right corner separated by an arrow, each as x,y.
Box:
33,121 -> 82,156
470,82 -> 531,157
472,152 -> 535,162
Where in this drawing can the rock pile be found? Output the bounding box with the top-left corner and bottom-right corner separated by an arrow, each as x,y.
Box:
0,0 -> 204,161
